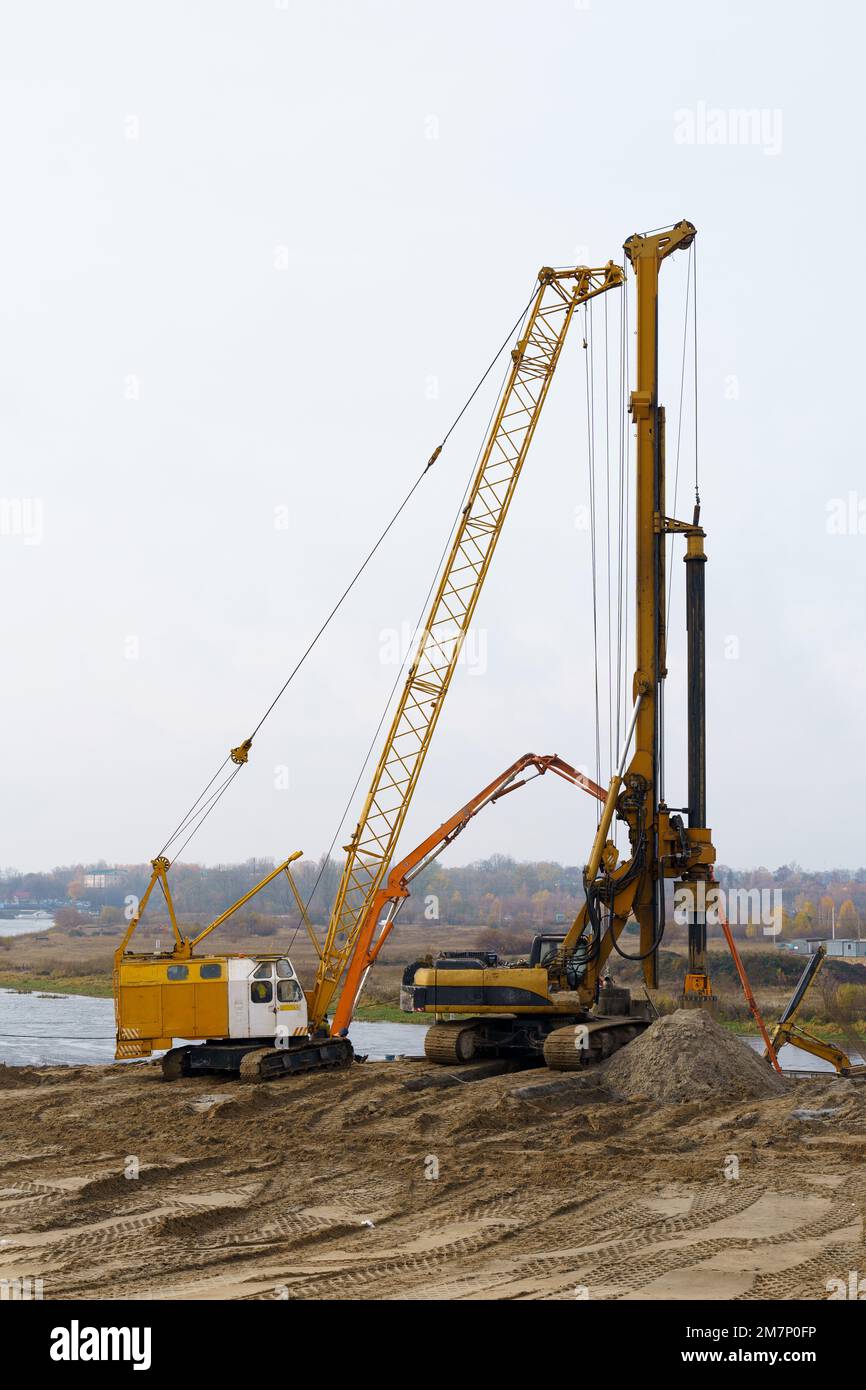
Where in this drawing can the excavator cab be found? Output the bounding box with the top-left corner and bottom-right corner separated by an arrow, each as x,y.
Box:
528,933 -> 566,967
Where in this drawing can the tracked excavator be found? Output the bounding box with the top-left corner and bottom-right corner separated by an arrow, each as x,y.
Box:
402,220 -> 720,1070
114,258 -> 624,1079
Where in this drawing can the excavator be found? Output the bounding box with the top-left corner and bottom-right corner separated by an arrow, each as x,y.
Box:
114,257 -> 624,1078
763,945 -> 866,1078
402,220 -> 720,1068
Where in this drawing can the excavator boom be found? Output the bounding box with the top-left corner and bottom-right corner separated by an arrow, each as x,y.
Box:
330,754 -> 604,1033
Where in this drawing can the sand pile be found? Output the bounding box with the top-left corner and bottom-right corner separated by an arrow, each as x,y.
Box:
602,1008 -> 787,1104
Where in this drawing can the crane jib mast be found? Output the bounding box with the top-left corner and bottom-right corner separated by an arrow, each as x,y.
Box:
308,261 -> 625,1025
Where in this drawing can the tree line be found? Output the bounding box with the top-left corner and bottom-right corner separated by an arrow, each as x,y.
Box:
2,856 -> 865,939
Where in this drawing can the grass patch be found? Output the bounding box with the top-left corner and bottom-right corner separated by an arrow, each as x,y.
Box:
720,1017 -> 865,1050
351,1002 -> 425,1024
0,972 -> 114,999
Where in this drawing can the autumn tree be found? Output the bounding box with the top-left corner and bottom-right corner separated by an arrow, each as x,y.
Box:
54,907 -> 87,931
839,899 -> 861,938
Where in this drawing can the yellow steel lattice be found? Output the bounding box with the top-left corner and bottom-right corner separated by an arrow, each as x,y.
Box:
310,261 -> 624,1022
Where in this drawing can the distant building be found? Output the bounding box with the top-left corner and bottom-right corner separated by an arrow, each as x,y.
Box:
84,869 -> 120,889
826,938 -> 866,958
784,936 -> 866,958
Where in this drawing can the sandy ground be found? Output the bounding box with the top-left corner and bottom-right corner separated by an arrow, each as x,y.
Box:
0,1057 -> 863,1301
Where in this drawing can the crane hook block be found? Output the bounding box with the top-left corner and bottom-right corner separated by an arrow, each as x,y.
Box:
230,737 -> 253,765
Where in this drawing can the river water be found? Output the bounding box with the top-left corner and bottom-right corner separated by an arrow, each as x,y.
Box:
0,988 -> 855,1072
0,913 -> 54,938
0,989 -> 427,1066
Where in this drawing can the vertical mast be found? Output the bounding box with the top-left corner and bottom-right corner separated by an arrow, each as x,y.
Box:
685,530 -> 707,829
559,219 -> 716,1003
623,221 -> 696,981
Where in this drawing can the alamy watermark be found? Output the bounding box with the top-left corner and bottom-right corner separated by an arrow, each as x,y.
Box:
379,621 -> 488,676
674,103 -> 783,157
0,498 -> 43,545
826,1270 -> 866,1299
674,882 -> 784,936
1,1277 -> 43,1300
826,492 -> 866,536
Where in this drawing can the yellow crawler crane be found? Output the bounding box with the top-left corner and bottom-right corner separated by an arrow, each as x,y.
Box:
402,220 -> 721,1070
114,853 -> 355,1078
114,259 -> 624,1080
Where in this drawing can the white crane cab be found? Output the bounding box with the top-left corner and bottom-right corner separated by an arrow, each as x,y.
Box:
227,955 -> 308,1039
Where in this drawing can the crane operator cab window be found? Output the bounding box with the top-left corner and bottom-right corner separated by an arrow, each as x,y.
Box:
249,960 -> 297,1006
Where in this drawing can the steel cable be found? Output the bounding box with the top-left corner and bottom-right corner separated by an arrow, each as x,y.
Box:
158,281 -> 539,862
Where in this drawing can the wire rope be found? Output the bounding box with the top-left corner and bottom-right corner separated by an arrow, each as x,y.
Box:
157,282 -> 539,863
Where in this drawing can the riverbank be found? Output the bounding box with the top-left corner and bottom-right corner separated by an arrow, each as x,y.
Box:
0,971 -> 114,998
2,925 -> 865,1044
3,971 -> 863,1044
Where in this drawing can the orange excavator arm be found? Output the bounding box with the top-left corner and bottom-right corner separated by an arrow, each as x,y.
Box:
330,754 -> 604,1034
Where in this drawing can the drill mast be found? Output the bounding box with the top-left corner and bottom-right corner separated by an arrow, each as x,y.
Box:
558,220 -> 716,999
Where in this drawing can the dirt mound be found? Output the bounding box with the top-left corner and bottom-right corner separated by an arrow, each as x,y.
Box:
0,1063 -> 58,1089
602,1009 -> 787,1104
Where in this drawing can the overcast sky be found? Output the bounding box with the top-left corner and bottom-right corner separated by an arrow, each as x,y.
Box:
1,0 -> 864,875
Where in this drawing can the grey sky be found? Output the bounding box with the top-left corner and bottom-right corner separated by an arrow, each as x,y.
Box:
2,0 -> 863,874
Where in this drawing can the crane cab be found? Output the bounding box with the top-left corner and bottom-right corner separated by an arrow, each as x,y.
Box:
115,952 -> 307,1059
228,955 -> 308,1038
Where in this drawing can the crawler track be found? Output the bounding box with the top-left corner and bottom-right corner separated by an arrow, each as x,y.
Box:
543,1018 -> 645,1071
423,1021 -> 483,1065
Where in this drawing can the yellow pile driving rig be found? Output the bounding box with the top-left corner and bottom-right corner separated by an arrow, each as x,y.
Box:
401,221 -> 720,1067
